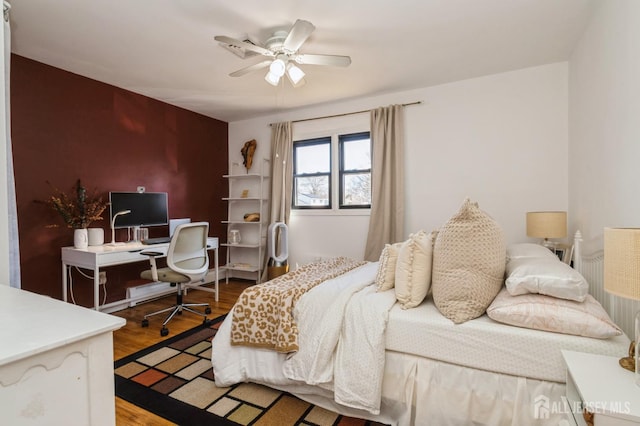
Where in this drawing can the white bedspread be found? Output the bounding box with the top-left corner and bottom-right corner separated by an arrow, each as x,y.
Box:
283,262 -> 396,413
212,261 -> 396,414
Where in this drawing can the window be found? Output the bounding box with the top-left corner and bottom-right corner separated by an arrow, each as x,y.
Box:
339,132 -> 371,208
293,132 -> 371,210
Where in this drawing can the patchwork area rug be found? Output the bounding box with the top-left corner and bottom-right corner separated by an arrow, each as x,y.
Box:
114,316 -> 385,426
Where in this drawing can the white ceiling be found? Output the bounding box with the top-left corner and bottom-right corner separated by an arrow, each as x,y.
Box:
9,0 -> 595,123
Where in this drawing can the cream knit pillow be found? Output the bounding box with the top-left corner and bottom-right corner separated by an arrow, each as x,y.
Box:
395,230 -> 434,309
375,242 -> 403,291
432,198 -> 506,323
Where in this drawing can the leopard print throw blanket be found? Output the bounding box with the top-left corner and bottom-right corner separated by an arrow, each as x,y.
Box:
230,257 -> 367,353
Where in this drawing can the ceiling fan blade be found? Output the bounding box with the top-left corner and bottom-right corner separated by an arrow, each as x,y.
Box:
283,20 -> 315,52
229,60 -> 272,77
294,54 -> 351,67
214,35 -> 274,57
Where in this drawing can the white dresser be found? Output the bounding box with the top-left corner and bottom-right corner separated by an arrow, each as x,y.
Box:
0,286 -> 126,425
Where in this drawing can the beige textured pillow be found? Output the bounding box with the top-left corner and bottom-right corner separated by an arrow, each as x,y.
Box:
487,288 -> 622,339
395,230 -> 434,309
375,242 -> 403,291
432,198 -> 506,323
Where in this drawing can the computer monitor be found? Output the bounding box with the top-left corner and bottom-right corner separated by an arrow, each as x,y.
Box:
109,192 -> 169,229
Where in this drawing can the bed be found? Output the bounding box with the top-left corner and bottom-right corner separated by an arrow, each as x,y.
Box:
211,221 -> 630,425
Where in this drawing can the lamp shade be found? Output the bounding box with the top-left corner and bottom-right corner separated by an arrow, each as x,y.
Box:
604,227 -> 640,301
526,211 -> 567,239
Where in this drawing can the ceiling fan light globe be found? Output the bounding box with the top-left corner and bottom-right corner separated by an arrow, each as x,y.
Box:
269,59 -> 286,77
286,63 -> 305,85
265,71 -> 281,86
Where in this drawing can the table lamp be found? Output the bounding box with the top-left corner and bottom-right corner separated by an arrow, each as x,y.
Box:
604,227 -> 640,385
109,209 -> 131,245
526,211 -> 567,250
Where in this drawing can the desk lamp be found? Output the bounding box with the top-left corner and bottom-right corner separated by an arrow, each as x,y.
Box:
109,210 -> 131,245
604,227 -> 640,385
526,211 -> 567,251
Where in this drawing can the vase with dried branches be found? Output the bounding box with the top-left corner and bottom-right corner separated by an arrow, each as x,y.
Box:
43,179 -> 108,248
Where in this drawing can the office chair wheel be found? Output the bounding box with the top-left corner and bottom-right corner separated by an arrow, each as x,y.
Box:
160,327 -> 169,337
205,307 -> 212,314
203,318 -> 211,326
141,319 -> 149,328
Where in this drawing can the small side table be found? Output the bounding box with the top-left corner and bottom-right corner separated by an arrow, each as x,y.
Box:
562,350 -> 640,425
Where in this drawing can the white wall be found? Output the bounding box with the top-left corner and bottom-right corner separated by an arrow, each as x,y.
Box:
568,0 -> 640,338
569,0 -> 640,246
230,62 -> 569,267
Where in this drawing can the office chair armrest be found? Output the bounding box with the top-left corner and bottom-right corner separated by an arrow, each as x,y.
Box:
140,251 -> 163,282
140,251 -> 163,257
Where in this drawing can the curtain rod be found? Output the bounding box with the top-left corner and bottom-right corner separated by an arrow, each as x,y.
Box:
269,101 -> 422,126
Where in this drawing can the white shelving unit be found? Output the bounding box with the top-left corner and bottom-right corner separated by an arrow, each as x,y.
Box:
221,158 -> 269,284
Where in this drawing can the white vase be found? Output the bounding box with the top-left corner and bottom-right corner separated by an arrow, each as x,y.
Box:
74,228 -> 88,249
87,228 -> 104,246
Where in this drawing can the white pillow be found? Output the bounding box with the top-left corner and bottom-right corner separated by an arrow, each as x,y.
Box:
374,242 -> 403,291
395,230 -> 434,309
506,257 -> 588,302
507,243 -> 558,261
487,288 -> 622,339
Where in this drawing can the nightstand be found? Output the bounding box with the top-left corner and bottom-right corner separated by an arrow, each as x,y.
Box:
562,350 -> 640,425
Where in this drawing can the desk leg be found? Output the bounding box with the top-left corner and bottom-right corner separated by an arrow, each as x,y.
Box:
215,248 -> 219,302
94,268 -> 100,311
62,262 -> 68,302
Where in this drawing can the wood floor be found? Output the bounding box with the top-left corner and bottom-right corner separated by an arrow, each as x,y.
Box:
112,279 -> 252,426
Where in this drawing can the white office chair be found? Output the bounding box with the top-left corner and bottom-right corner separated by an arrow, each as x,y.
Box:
140,222 -> 212,336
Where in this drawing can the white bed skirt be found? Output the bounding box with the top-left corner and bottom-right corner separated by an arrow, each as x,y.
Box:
264,350 -> 567,426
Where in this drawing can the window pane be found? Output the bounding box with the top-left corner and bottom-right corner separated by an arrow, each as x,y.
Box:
295,176 -> 329,206
343,173 -> 371,206
296,143 -> 330,174
343,138 -> 371,170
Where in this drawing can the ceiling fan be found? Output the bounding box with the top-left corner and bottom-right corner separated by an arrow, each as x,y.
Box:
214,19 -> 351,87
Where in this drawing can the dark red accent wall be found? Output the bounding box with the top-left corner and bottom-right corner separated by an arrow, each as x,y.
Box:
11,54 -> 228,307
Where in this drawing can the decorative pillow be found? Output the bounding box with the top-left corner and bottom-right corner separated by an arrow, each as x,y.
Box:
395,230 -> 434,309
431,198 -> 506,323
506,243 -> 558,261
487,288 -> 622,339
375,242 -> 403,291
505,257 -> 588,302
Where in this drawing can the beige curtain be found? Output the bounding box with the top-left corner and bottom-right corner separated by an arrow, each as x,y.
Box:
262,122 -> 293,280
364,105 -> 405,261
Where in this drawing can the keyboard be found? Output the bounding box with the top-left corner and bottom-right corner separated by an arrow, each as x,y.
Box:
142,236 -> 171,245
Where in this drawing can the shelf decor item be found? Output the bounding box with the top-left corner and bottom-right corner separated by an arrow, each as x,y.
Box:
228,229 -> 241,245
244,212 -> 260,222
241,139 -> 257,172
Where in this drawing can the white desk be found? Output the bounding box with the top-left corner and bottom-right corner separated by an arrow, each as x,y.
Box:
0,285 -> 125,425
61,237 -> 219,311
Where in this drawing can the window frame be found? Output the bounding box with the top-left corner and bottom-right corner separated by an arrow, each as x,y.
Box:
338,132 -> 372,209
292,137 -> 332,210
292,132 -> 371,211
